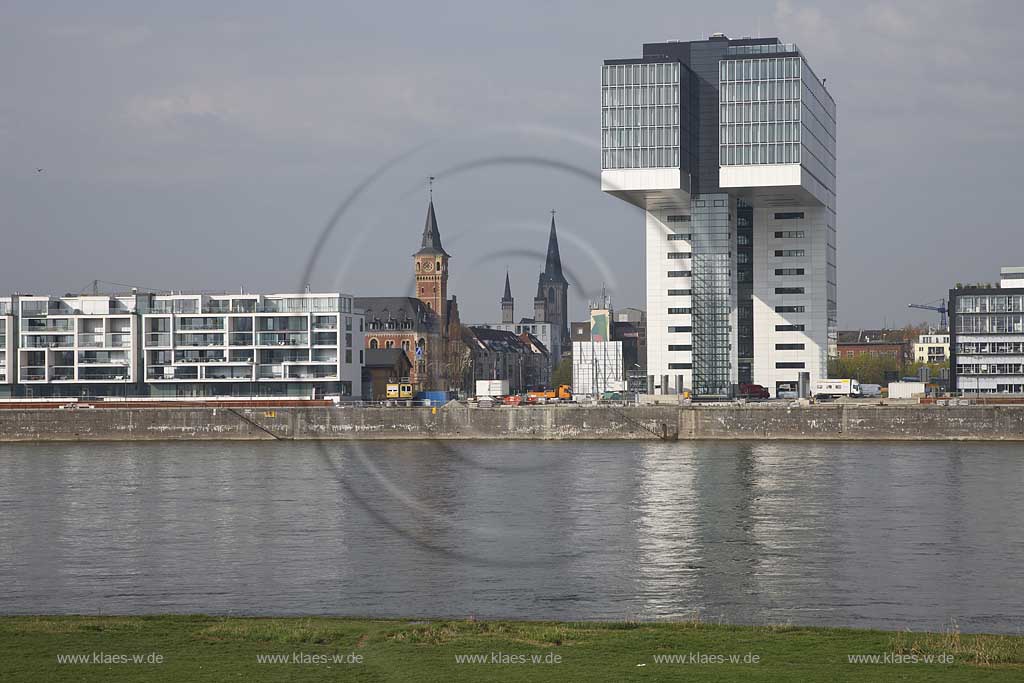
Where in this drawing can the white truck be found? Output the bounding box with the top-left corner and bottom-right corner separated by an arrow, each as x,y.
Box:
813,378 -> 861,399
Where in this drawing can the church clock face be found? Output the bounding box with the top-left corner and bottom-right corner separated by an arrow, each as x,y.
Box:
423,261 -> 433,272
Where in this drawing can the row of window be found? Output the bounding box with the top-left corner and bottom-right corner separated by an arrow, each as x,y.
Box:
720,57 -> 802,83
668,344 -> 692,351
775,268 -> 805,276
720,78 -> 802,104
668,363 -> 693,369
776,306 -> 806,313
776,362 -> 805,369
603,62 -> 681,87
775,249 -> 805,257
721,101 -> 801,125
956,364 -> 1024,375
601,85 -> 679,108
956,314 -> 1024,334
775,230 -> 805,238
721,122 -> 801,145
602,125 -> 679,149
721,143 -> 801,166
957,342 -> 1024,354
956,295 -> 1024,313
666,215 -> 691,223
775,287 -> 805,294
776,324 -> 805,331
601,105 -> 679,129
668,271 -> 692,278
668,289 -> 691,296
776,343 -> 805,350
667,252 -> 692,259
775,212 -> 805,219
668,234 -> 691,241
602,147 -> 679,170
668,326 -> 692,333
668,308 -> 691,314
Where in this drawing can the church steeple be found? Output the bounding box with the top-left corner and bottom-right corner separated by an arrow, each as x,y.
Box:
414,198 -> 450,317
416,200 -> 450,257
501,271 -> 514,324
542,212 -> 568,285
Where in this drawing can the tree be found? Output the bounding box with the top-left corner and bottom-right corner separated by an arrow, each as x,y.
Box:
551,356 -> 572,388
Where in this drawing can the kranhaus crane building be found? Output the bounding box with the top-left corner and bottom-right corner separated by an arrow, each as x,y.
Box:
601,35 -> 837,397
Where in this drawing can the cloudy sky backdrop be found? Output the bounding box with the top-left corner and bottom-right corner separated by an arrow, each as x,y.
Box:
2,1 -> 1022,328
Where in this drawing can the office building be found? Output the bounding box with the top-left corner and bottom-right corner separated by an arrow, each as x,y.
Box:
602,34 -> 837,397
949,267 -> 1024,394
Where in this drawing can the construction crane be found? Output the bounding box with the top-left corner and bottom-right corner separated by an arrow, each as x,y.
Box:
908,299 -> 948,331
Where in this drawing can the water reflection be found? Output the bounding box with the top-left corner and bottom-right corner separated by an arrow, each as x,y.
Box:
0,440 -> 1021,633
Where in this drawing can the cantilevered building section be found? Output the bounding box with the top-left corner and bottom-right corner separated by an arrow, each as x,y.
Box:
601,35 -> 837,397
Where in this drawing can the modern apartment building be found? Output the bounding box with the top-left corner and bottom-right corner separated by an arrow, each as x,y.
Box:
138,292 -> 362,398
602,34 -> 837,397
914,332 -> 950,364
0,291 -> 362,398
15,294 -> 139,397
949,267 -> 1024,394
0,297 -> 13,395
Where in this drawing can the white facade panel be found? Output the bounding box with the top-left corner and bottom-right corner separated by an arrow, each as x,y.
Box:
573,341 -> 624,396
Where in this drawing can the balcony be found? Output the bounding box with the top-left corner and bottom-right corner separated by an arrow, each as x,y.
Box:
50,366 -> 76,381
79,367 -> 131,381
145,333 -> 172,347
257,364 -> 285,379
203,367 -> 253,380
175,333 -> 225,347
22,336 -> 74,349
257,332 -> 308,347
20,366 -> 46,381
25,320 -> 73,332
229,333 -> 254,346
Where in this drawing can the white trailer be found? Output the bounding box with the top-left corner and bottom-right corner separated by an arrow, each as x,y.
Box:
888,381 -> 927,400
813,378 -> 861,398
475,379 -> 510,398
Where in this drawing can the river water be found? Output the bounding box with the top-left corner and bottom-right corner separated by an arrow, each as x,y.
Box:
0,440 -> 1021,633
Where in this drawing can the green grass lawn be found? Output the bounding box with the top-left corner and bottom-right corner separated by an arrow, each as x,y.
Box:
2,615 -> 1023,682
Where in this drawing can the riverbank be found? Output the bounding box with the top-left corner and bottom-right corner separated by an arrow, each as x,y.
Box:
2,402 -> 1024,441
2,615 -> 1022,681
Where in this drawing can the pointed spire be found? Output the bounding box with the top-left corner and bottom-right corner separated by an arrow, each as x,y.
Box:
541,211 -> 567,285
502,271 -> 513,302
415,199 -> 450,257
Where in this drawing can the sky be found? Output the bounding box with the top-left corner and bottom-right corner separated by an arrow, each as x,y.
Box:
1,0 -> 1022,329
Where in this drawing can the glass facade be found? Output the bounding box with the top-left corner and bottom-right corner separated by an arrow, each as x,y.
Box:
601,62 -> 680,169
690,194 -> 733,395
719,57 -> 801,166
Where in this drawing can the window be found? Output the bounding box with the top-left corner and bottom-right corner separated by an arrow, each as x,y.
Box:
668,344 -> 692,351
775,305 -> 805,313
775,249 -> 805,257
776,361 -> 806,369
668,289 -> 691,296
775,343 -> 805,350
774,230 -> 805,238
345,349 -> 352,363
668,363 -> 693,369
667,215 -> 691,222
668,271 -> 692,278
775,268 -> 805,276
668,308 -> 691,314
668,252 -> 692,259
775,287 -> 805,294
369,338 -> 379,349
668,234 -> 691,240
668,326 -> 692,333
774,211 -> 805,219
